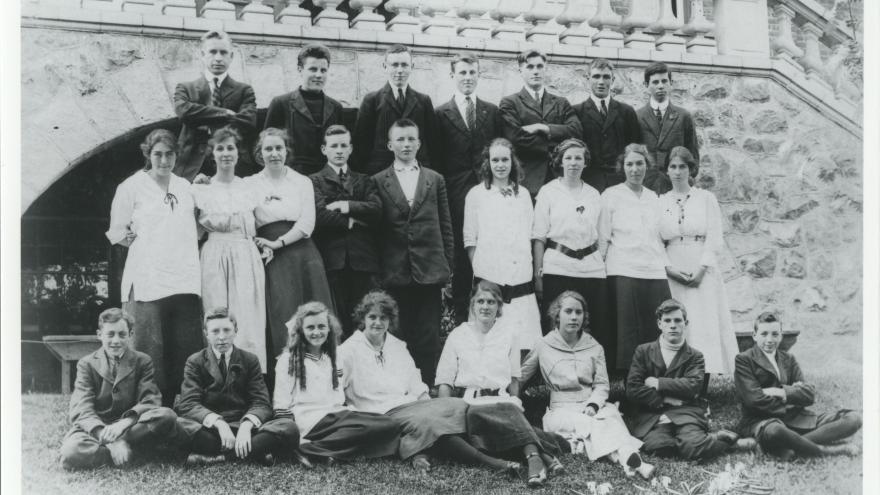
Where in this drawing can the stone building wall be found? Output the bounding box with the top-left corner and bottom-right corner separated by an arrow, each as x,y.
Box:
21,29 -> 862,339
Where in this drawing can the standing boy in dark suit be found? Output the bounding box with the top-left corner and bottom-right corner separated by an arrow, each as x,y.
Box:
626,299 -> 739,461
573,58 -> 641,193
354,45 -> 436,175
60,308 -> 181,470
733,312 -> 862,460
433,52 -> 502,324
372,119 -> 454,385
499,49 -> 582,197
310,125 -> 382,337
173,30 -> 257,181
636,63 -> 699,195
264,43 -> 345,175
176,308 -> 300,465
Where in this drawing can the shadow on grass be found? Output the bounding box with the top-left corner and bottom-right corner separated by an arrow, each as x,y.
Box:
22,374 -> 862,495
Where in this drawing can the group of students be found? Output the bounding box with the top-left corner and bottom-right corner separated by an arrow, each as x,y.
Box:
83,29 -> 862,482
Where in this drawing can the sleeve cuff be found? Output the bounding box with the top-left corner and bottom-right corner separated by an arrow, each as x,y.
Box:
242,414 -> 262,428
203,413 -> 222,428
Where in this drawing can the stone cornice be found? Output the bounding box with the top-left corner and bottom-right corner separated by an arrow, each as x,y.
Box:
20,10 -> 861,137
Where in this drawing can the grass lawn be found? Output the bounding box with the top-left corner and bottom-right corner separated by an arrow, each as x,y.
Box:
22,362 -> 863,495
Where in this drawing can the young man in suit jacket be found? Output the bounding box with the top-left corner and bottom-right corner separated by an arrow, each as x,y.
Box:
636,63 -> 699,195
60,308 -> 181,470
176,308 -> 300,465
310,125 -> 382,338
573,59 -> 641,193
372,119 -> 454,385
433,52 -> 503,324
733,312 -> 861,460
354,44 -> 436,175
264,44 -> 344,175
499,49 -> 582,197
173,30 -> 258,181
626,300 -> 739,461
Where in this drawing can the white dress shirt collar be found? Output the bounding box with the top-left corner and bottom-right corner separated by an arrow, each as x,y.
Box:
650,98 -> 669,113
760,348 -> 781,377
328,163 -> 348,176
205,71 -> 229,87
212,347 -> 233,363
526,86 -> 545,102
590,93 -> 612,111
393,160 -> 419,173
390,83 -> 409,99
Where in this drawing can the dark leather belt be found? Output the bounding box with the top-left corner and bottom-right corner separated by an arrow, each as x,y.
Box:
473,277 -> 534,303
545,240 -> 599,260
452,386 -> 500,398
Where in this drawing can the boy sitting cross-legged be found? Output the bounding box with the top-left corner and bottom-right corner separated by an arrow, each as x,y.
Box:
176,307 -> 300,465
60,308 -> 181,470
626,299 -> 740,461
733,311 -> 862,460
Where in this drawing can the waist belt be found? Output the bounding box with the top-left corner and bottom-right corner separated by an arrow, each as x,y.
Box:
664,234 -> 706,246
473,277 -> 534,304
452,386 -> 500,398
207,232 -> 251,241
545,240 -> 599,260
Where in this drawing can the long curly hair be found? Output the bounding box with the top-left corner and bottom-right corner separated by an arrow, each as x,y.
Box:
477,138 -> 525,196
285,302 -> 342,391
352,290 -> 400,336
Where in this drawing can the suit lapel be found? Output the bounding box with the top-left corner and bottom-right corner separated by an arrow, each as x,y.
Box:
665,342 -> 691,376
206,348 -> 226,388
114,351 -> 136,385
776,351 -> 791,385
409,168 -> 430,215
442,99 -> 469,135
290,89 -> 315,125
518,88 -> 542,117
583,99 -> 605,128
320,164 -> 343,187
93,351 -> 114,384
647,341 -> 667,375
401,87 -> 418,118
380,168 -> 411,215
379,83 -> 398,116
197,77 -> 212,105
321,95 -> 336,126
750,347 -> 781,384
603,99 -> 620,132
475,98 -> 490,129
658,105 -> 680,147
640,105 -> 661,139
219,76 -> 237,103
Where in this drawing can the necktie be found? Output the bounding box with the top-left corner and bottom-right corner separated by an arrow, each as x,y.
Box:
534,90 -> 541,106
465,96 -> 475,130
213,77 -> 222,107
600,99 -> 608,119
219,353 -> 228,381
397,88 -> 405,111
338,168 -> 348,183
655,107 -> 663,124
111,356 -> 120,381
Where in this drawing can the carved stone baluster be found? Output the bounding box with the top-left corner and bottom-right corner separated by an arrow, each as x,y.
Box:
825,43 -> 861,103
163,0 -> 198,16
490,0 -> 531,41
349,0 -> 385,30
648,0 -> 685,52
557,0 -> 597,46
798,21 -> 832,91
200,0 -> 236,19
385,0 -> 421,32
620,0 -> 656,50
588,0 -> 623,47
769,4 -> 803,72
240,1 -> 274,22
681,0 -> 716,53
421,0 -> 461,37
458,0 -> 494,39
313,0 -> 348,27
524,0 -> 563,44
275,0 -> 312,25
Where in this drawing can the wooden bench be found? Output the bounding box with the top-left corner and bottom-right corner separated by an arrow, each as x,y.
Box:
42,335 -> 102,393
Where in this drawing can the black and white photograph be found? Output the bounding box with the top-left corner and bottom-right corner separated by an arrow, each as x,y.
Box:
2,0 -> 878,493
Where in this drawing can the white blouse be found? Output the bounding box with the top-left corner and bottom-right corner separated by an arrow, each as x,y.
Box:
435,321 -> 520,393
192,178 -> 260,238
463,184 -> 534,285
532,179 -> 605,278
272,351 -> 348,437
105,170 -> 201,302
338,331 -> 428,414
658,188 -> 724,268
598,183 -> 670,279
245,169 -> 316,237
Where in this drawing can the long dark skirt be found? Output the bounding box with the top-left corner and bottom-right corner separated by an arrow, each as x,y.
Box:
299,410 -> 400,459
610,275 -> 672,370
386,398 -> 468,459
466,402 -> 566,457
258,221 -> 335,366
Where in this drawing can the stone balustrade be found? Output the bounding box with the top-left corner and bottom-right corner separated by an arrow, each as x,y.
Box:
23,0 -> 860,128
